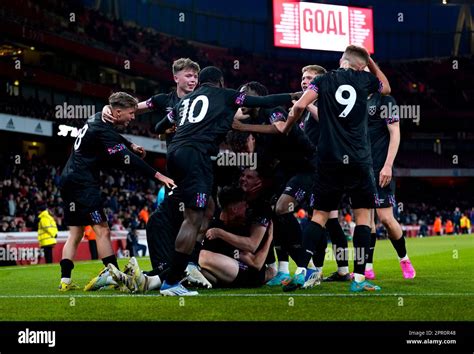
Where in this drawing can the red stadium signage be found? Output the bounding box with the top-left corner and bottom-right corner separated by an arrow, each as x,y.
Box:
273,0 -> 374,53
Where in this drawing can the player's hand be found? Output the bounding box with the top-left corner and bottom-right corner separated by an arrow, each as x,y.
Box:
102,105 -> 117,123
379,165 -> 392,188
232,119 -> 246,131
205,228 -> 221,240
290,92 -> 303,100
131,143 -> 146,158
246,178 -> 263,194
234,108 -> 250,121
155,172 -> 177,189
165,125 -> 176,134
273,121 -> 288,134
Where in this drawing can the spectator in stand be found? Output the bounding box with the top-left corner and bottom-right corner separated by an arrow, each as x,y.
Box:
8,194 -> 16,216
418,221 -> 428,237
433,215 -> 442,236
453,207 -> 461,234
445,219 -> 454,235
111,218 -> 128,258
138,206 -> 149,225
460,214 -> 471,234
37,202 -> 58,263
126,225 -> 147,257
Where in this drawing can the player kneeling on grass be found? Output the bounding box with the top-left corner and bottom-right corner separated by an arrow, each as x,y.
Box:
58,92 -> 176,291
199,186 -> 276,288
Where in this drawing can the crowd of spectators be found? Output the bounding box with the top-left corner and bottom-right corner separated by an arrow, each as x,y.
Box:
1,153 -> 473,238
3,0 -> 473,111
0,154 -> 161,234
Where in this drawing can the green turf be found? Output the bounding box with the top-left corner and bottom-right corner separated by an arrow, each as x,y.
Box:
0,235 -> 473,321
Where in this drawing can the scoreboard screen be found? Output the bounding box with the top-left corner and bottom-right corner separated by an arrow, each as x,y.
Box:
273,0 -> 374,53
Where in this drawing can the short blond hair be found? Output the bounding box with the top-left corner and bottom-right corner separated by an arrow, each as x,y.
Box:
342,45 -> 370,68
108,92 -> 138,109
302,65 -> 327,75
172,58 -> 200,75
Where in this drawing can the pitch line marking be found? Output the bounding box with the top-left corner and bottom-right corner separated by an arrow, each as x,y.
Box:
0,293 -> 473,299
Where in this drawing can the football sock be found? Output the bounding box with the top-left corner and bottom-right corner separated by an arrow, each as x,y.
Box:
145,275 -> 162,290
60,258 -> 74,279
367,233 -> 377,263
313,228 -> 328,268
390,235 -> 407,259
278,261 -> 289,274
353,225 -> 371,276
326,218 -> 349,267
102,255 -> 118,269
338,266 -> 349,275
166,251 -> 189,285
189,241 -> 202,264
299,221 -> 324,267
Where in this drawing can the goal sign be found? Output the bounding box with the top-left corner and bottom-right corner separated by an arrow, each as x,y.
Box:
273,0 -> 374,53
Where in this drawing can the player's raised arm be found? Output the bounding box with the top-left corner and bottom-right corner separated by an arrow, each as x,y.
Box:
232,119 -> 279,134
368,57 -> 391,95
155,107 -> 177,134
101,92 -> 176,188
238,91 -> 300,109
277,89 -> 318,134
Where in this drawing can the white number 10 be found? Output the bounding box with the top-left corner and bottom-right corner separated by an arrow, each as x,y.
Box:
179,95 -> 209,126
335,85 -> 356,118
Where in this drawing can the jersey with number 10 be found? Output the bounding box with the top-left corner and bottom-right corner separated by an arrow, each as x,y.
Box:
166,83 -> 292,156
308,68 -> 382,165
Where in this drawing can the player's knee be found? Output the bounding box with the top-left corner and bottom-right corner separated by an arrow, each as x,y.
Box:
95,227 -> 110,239
378,213 -> 396,228
184,210 -> 204,228
198,250 -> 212,269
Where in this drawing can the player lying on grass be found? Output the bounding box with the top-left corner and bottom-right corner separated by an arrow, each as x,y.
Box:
199,186 -> 275,288
58,92 -> 176,291
107,166 -> 275,293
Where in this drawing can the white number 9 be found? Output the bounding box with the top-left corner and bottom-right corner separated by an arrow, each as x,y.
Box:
335,85 -> 356,118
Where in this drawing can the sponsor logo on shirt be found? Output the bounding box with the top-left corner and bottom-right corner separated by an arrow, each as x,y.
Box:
235,92 -> 246,106
308,84 -> 319,93
107,143 -> 126,155
196,193 -> 208,208
269,111 -> 285,123
146,98 -> 154,109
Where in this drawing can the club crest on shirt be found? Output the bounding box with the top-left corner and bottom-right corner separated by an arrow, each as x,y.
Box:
368,105 -> 377,116
269,111 -> 285,123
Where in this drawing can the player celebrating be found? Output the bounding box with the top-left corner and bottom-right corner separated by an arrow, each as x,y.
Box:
158,66 -> 300,295
366,92 -> 416,279
58,92 -> 176,291
103,58 -> 200,145
276,45 -> 391,292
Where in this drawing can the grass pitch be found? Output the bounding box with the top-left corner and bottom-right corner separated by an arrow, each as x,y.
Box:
0,235 -> 473,321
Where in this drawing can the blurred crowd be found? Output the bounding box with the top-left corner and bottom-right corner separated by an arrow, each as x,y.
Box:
0,154 -> 161,233
2,153 -> 473,238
